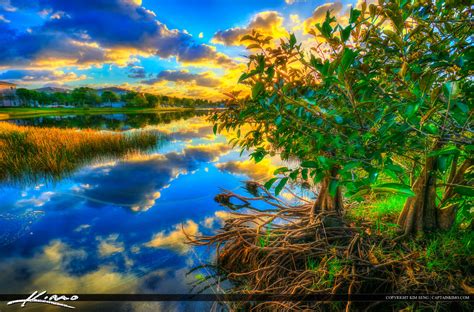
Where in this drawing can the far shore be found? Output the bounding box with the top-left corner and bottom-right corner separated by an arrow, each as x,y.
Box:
0,106 -> 200,120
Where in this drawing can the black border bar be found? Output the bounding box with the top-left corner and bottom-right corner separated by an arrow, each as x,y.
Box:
0,294 -> 472,302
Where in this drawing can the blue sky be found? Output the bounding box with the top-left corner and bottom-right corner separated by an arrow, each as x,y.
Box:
0,0 -> 357,98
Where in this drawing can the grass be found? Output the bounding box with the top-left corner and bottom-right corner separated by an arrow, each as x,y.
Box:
348,193 -> 473,298
0,106 -> 194,120
348,194 -> 406,237
421,228 -> 473,272
0,122 -> 159,182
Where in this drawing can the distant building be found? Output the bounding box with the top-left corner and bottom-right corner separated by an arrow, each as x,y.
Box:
0,81 -> 18,107
0,81 -> 16,93
96,87 -> 129,96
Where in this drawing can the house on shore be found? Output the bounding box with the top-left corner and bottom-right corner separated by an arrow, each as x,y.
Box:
0,81 -> 18,107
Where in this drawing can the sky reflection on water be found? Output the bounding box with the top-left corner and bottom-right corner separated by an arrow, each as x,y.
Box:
0,113 -> 282,311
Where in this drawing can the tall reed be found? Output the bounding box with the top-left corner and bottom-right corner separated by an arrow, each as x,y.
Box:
0,122 -> 159,182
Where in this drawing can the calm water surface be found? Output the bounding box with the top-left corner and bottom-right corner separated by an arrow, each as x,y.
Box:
0,112 -> 283,311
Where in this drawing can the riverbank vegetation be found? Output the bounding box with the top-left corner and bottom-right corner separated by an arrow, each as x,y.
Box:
0,106 -> 195,120
11,87 -> 220,109
191,1 -> 472,310
0,122 -> 159,182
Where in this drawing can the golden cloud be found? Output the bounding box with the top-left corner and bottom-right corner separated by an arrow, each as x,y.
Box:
0,240 -> 138,293
303,2 -> 344,33
212,11 -> 288,46
98,234 -> 125,257
144,220 -> 200,254
216,158 -> 278,182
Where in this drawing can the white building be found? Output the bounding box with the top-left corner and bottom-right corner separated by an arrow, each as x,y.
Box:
0,81 -> 18,107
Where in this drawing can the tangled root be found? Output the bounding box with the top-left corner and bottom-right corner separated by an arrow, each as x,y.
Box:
187,182 -> 470,311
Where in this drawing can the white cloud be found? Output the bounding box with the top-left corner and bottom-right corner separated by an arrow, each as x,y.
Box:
144,220 -> 200,254
0,14 -> 10,23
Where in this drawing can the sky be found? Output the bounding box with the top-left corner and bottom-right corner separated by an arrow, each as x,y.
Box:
0,0 -> 360,99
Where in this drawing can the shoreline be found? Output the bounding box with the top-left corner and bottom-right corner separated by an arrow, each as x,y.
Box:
0,107 -> 197,120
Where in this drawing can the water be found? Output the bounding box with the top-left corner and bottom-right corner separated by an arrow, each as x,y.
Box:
0,111 -> 283,311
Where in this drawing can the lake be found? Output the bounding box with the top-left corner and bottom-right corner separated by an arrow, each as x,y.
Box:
0,111 -> 283,311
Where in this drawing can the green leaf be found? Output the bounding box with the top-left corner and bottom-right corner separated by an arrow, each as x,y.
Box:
334,115 -> 343,124
437,155 -> 448,173
443,81 -> 459,100
454,185 -> 474,197
301,160 -> 318,168
301,168 -> 308,180
251,149 -> 265,163
266,66 -> 275,81
428,146 -> 460,157
456,101 -> 468,113
289,170 -> 299,180
273,167 -> 289,175
213,124 -> 218,135
275,115 -> 282,126
264,177 -> 278,190
238,72 -> 248,83
340,48 -> 357,72
340,25 -> 351,42
349,8 -> 361,24
289,33 -> 297,48
317,156 -> 330,169
369,170 -> 379,183
252,81 -> 264,99
423,123 -> 439,135
372,183 -> 415,197
275,177 -> 289,196
343,161 -> 361,171
385,163 -> 404,173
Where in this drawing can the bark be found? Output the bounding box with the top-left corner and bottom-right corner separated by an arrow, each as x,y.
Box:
437,158 -> 473,230
398,152 -> 473,236
397,154 -> 438,236
310,166 -> 343,223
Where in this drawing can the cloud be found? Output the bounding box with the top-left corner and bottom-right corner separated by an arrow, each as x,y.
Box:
72,143 -> 232,212
0,14 -> 9,22
0,0 -> 16,12
212,11 -> 287,46
0,240 -> 138,293
303,2 -> 344,33
97,234 -> 125,257
216,158 -> 277,181
0,69 -> 86,83
127,65 -> 146,79
203,210 -> 233,228
285,0 -> 296,4
0,0 -> 236,68
15,191 -> 55,207
142,70 -> 220,87
144,220 -> 200,254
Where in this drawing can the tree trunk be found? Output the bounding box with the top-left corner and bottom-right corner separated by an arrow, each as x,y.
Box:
397,154 -> 438,236
310,166 -> 343,223
398,147 -> 472,236
437,158 -> 473,230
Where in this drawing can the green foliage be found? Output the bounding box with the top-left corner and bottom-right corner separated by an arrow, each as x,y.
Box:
213,0 -> 472,233
100,90 -> 119,103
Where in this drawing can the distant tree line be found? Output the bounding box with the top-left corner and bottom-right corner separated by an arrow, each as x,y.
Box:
14,87 -> 221,108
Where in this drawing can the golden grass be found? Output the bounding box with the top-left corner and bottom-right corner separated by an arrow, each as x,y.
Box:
0,122 -> 159,182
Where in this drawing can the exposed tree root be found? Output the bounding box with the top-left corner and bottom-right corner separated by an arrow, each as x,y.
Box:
187,182 -> 472,311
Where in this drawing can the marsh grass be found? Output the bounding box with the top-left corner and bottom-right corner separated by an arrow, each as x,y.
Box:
0,122 -> 159,182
